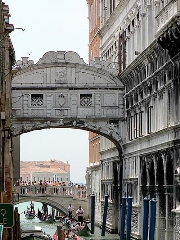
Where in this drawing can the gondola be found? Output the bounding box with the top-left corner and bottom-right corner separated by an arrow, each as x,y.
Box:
76,224 -> 91,237
38,209 -> 55,224
45,215 -> 54,224
24,210 -> 35,220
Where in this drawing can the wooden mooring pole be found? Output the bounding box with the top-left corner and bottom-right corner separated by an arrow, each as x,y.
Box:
57,225 -> 64,240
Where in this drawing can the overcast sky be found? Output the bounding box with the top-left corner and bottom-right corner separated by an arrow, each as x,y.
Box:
6,0 -> 89,183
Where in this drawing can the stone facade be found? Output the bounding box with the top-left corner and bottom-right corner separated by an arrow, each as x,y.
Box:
11,51 -> 124,146
87,132 -> 101,224
11,50 -> 126,233
0,1 -> 16,239
87,0 -> 101,60
87,0 -> 180,239
20,160 -> 70,183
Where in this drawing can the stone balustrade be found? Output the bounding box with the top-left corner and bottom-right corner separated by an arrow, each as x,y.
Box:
14,185 -> 87,199
156,0 -> 179,36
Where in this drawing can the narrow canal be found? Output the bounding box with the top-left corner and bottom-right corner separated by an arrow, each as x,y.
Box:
16,201 -> 120,240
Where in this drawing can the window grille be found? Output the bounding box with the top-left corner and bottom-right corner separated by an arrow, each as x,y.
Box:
80,94 -> 92,106
31,94 -> 43,106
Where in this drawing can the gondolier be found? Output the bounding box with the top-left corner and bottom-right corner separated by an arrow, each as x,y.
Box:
30,201 -> 34,212
68,203 -> 74,219
76,206 -> 84,224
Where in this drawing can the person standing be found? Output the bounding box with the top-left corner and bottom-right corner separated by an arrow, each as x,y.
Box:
30,201 -> 34,212
76,206 -> 84,224
68,203 -> 74,219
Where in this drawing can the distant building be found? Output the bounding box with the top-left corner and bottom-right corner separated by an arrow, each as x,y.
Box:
20,159 -> 70,183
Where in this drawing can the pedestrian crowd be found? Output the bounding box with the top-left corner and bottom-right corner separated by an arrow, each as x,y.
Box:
14,180 -> 86,198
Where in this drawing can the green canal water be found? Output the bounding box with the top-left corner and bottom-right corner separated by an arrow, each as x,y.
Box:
16,201 -> 120,240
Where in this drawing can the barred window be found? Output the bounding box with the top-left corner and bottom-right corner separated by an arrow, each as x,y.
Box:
80,94 -> 92,106
31,94 -> 43,106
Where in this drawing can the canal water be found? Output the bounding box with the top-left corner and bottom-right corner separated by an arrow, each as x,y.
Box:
16,201 -> 120,240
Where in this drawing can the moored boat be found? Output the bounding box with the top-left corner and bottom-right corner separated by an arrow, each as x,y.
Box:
21,226 -> 52,240
52,222 -> 91,240
76,224 -> 91,237
45,215 -> 54,224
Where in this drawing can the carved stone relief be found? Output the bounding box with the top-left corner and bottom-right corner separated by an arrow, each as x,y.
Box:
55,67 -> 67,83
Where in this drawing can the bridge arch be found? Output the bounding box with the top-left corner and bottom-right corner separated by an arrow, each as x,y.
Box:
18,196 -> 70,216
12,51 -> 125,152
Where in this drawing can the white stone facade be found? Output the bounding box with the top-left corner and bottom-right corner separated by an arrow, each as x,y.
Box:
87,0 -> 180,239
12,51 -> 124,148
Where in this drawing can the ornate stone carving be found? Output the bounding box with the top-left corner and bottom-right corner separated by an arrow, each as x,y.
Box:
55,67 -> 67,83
58,93 -> 66,107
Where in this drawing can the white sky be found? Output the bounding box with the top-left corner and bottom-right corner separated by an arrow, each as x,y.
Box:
6,0 -> 89,183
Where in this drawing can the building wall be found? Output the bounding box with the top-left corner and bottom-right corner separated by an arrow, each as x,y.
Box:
87,0 -> 101,60
13,136 -> 20,184
0,1 -> 15,239
87,0 -> 180,238
87,0 -> 122,232
20,160 -> 70,184
100,136 -> 119,231
88,132 -> 101,223
89,132 -> 101,166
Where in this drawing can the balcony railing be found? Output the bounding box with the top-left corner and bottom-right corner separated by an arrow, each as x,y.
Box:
14,185 -> 87,199
156,0 -> 179,36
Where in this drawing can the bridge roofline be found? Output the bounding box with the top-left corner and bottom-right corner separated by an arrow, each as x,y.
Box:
13,51 -> 123,87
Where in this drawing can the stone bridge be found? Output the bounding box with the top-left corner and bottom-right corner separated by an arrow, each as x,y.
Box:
14,185 -> 89,218
11,50 -> 124,150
